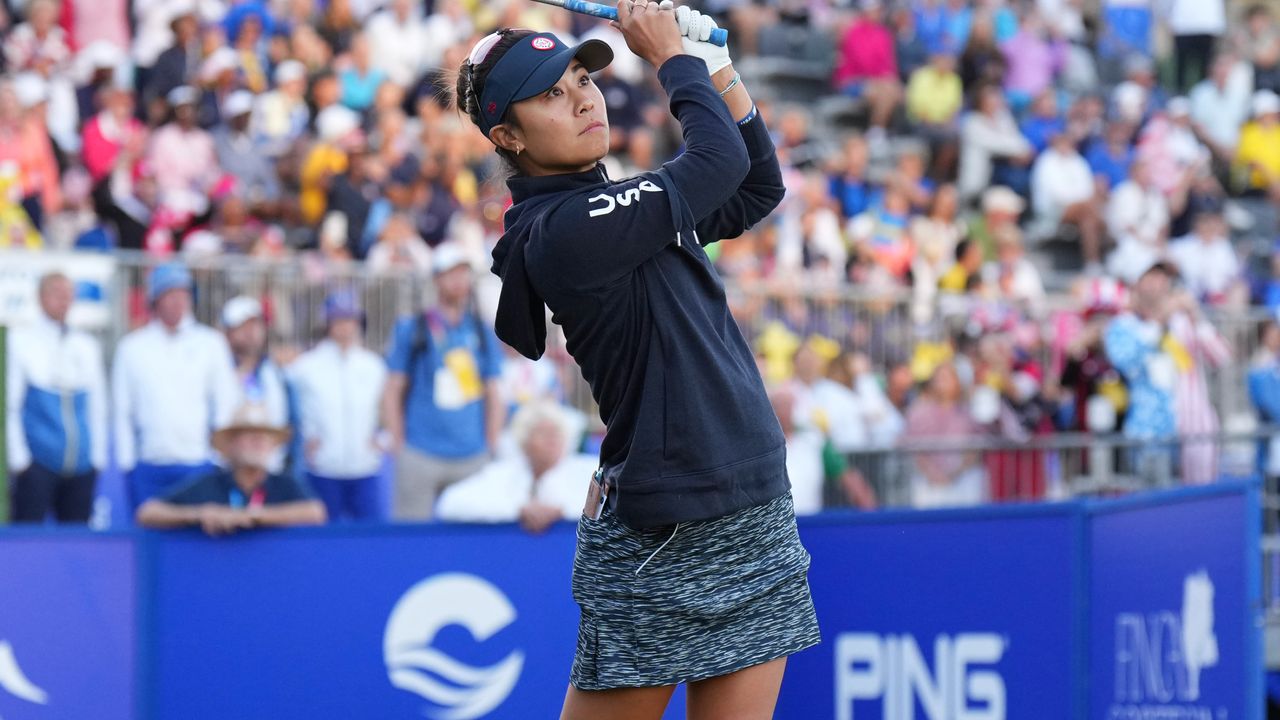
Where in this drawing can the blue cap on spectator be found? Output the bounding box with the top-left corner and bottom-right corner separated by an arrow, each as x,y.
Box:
389,157 -> 419,186
148,262 -> 193,303
324,291 -> 363,323
473,32 -> 612,138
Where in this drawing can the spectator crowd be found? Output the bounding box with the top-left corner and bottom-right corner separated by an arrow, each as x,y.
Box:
6,0 -> 1280,525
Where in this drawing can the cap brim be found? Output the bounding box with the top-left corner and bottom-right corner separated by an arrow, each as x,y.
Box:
510,39 -> 613,104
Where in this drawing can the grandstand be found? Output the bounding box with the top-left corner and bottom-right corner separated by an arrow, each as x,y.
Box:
0,0 -> 1278,717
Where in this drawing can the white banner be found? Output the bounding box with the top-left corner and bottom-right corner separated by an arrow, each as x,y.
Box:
0,251 -> 117,330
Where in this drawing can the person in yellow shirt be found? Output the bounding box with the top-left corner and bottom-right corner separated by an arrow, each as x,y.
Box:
300,105 -> 361,224
906,50 -> 963,178
938,237 -> 981,293
1236,89 -> 1280,199
906,51 -> 963,127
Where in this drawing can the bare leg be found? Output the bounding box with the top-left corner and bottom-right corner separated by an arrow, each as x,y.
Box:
686,657 -> 787,720
560,684 -> 676,720
865,80 -> 902,130
1061,200 -> 1103,265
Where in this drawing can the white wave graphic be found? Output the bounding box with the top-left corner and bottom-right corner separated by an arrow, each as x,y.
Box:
0,641 -> 48,705
388,648 -> 524,720
384,574 -> 525,720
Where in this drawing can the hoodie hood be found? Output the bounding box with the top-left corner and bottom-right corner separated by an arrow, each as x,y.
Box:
490,163 -> 612,360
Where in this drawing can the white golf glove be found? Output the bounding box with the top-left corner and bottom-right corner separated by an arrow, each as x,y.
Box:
659,1 -> 732,75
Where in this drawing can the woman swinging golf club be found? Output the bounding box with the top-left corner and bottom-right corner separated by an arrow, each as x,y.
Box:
455,3 -> 820,718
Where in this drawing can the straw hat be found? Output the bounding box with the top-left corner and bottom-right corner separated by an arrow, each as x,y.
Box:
211,404 -> 291,455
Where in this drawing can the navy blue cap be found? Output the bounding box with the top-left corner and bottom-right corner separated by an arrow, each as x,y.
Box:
476,32 -> 613,138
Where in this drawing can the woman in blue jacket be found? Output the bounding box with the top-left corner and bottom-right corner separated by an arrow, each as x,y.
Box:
455,4 -> 819,717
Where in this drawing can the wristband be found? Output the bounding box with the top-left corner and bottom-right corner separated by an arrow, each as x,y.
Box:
736,104 -> 758,126
718,71 -> 740,97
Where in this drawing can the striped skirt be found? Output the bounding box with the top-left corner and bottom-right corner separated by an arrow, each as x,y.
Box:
569,491 -> 821,690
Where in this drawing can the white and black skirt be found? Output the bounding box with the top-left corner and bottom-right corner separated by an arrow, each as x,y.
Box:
569,491 -> 821,690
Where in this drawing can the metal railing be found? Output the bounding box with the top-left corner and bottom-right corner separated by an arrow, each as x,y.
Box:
106,250 -> 427,357
19,251 -> 1264,434
826,430 -> 1260,511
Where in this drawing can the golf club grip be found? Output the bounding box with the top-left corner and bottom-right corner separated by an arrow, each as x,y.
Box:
551,0 -> 730,47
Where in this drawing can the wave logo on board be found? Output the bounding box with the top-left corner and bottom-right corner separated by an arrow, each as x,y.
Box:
384,574 -> 524,719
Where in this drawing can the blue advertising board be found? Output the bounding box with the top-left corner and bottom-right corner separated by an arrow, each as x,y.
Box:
144,523 -> 583,720
1088,487 -> 1262,720
0,533 -> 135,720
0,482 -> 1262,720
786,508 -> 1080,720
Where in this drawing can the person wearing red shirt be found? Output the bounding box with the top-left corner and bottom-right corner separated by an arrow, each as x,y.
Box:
81,85 -> 146,183
833,0 -> 902,137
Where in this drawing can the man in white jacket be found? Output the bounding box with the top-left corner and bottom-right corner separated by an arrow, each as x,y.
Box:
113,262 -> 239,511
436,401 -> 594,533
287,292 -> 388,522
6,272 -> 107,523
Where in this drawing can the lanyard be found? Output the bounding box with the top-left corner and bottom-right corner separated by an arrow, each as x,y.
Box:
229,487 -> 266,509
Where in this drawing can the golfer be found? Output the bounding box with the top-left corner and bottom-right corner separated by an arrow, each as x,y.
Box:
457,3 -> 819,718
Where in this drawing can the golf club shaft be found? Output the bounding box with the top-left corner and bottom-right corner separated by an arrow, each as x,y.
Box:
531,0 -> 729,47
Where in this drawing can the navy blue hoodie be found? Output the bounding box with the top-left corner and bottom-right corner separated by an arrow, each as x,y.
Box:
490,55 -> 788,529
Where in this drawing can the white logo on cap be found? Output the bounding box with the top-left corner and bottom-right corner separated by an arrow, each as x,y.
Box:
532,37 -> 556,51
384,574 -> 524,720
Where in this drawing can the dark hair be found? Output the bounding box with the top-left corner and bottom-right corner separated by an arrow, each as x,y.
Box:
1258,318 -> 1278,345
954,238 -> 973,263
453,28 -> 536,173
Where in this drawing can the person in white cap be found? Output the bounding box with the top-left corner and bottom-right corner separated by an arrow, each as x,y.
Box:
13,62 -> 80,157
113,262 -> 240,512
0,77 -> 60,230
135,402 -> 326,535
381,242 -> 505,521
74,41 -> 127,115
213,90 -> 280,209
221,295 -> 289,473
968,185 -> 1024,260
198,46 -> 241,127
252,59 -> 310,158
146,85 -> 220,214
1237,89 -> 1280,200
6,272 -> 107,524
300,104 -> 362,224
